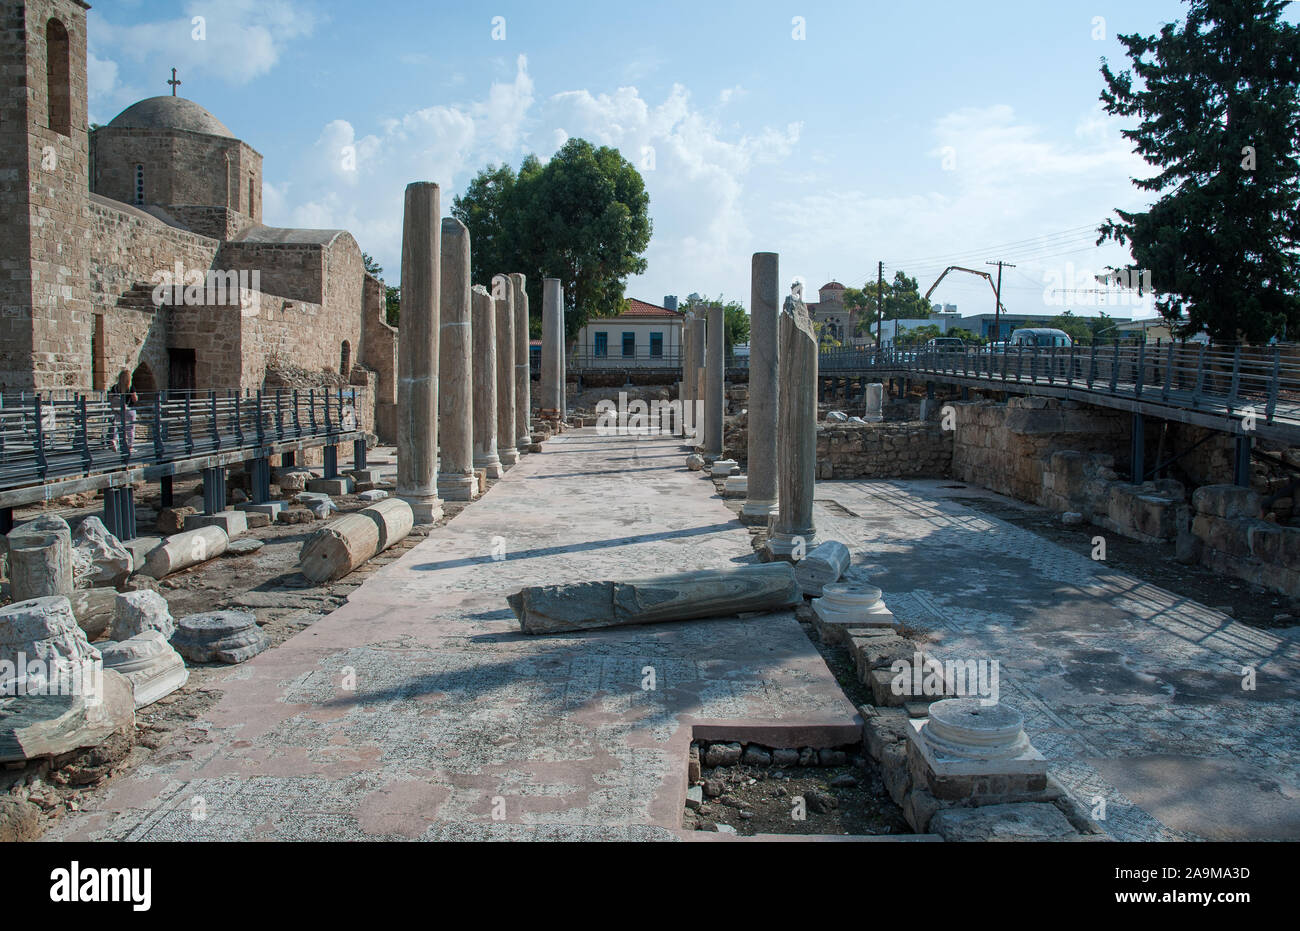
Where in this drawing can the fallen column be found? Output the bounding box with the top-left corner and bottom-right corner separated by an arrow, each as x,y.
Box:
507,563 -> 802,634
767,286 -> 819,560
793,540 -> 851,596
511,273 -> 532,453
540,277 -> 564,416
437,217 -> 477,501
298,498 -> 414,583
6,515 -> 73,602
141,526 -> 229,579
743,252 -> 780,524
493,275 -> 519,467
396,180 -> 444,523
471,284 -> 503,478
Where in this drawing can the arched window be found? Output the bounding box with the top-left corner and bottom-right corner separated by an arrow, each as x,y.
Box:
340,340 -> 351,376
134,165 -> 144,206
46,19 -> 71,136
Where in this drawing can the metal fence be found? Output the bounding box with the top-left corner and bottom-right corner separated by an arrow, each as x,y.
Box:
568,348 -> 684,371
816,341 -> 1300,427
0,388 -> 360,492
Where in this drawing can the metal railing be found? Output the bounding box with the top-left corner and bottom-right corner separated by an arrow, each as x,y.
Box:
0,388 -> 361,493
568,348 -> 684,371
814,341 -> 1300,429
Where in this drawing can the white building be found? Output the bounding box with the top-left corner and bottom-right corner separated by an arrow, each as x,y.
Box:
572,298 -> 684,368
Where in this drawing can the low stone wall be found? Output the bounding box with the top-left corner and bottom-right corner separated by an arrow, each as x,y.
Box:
952,397 -> 1131,504
816,422 -> 952,480
1041,450 -> 1188,543
1180,485 -> 1300,597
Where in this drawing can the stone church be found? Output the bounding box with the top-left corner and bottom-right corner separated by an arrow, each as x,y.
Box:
1,0 -> 397,434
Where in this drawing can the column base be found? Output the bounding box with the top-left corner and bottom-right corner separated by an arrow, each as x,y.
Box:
740,498 -> 777,525
499,448 -> 519,466
516,436 -> 532,453
399,494 -> 444,525
474,456 -> 504,479
764,529 -> 819,562
437,472 -> 477,502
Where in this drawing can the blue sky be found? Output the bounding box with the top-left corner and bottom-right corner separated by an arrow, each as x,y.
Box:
86,0 -> 1295,320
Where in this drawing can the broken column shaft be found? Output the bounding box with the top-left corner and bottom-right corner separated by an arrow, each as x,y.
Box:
493,275 -> 518,467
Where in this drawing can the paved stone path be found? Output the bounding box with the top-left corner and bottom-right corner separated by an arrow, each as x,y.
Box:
813,479 -> 1300,841
48,437 -> 1300,841
51,431 -> 857,841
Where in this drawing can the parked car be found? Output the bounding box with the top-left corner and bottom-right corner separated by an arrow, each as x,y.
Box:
922,337 -> 966,352
1008,327 -> 1073,348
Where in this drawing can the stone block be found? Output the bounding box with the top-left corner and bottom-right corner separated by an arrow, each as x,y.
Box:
111,590 -> 175,641
171,611 -> 269,664
307,477 -> 353,496
244,513 -> 272,530
1193,484 -> 1261,520
71,517 -> 132,589
184,510 -> 248,537
236,501 -> 286,518
156,506 -> 196,535
98,630 -> 188,708
704,741 -> 742,767
347,469 -> 384,485
928,803 -> 1080,842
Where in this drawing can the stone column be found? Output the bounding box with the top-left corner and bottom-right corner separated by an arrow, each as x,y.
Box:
743,252 -> 780,524
471,285 -> 503,478
767,289 -> 819,560
540,278 -> 564,415
690,315 -> 707,446
705,304 -> 725,457
436,217 -> 475,501
864,382 -> 884,422
679,311 -> 694,438
511,273 -> 531,452
493,275 -> 519,467
396,181 -> 443,523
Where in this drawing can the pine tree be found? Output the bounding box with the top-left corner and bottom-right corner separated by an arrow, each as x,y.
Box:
1099,0 -> 1300,343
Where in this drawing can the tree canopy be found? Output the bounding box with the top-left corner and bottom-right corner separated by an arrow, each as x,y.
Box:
845,270 -> 935,338
1098,0 -> 1300,343
681,295 -> 749,364
452,138 -> 652,340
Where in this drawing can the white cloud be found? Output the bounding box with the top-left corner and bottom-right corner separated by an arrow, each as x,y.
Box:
88,0 -> 318,92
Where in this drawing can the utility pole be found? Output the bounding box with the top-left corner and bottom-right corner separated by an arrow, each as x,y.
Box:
986,260 -> 1015,342
876,261 -> 884,349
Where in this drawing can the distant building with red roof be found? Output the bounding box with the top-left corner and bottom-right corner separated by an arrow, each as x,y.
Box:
572,297 -> 685,369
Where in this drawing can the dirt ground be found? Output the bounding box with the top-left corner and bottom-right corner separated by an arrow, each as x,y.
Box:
688,758 -> 910,836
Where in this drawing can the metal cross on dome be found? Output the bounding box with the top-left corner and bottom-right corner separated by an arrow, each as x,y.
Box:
167,68 -> 181,96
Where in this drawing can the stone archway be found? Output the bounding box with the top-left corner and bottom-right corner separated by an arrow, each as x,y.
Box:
131,362 -> 156,393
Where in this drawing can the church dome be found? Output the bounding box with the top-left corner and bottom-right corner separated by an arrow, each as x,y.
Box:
106,96 -> 235,138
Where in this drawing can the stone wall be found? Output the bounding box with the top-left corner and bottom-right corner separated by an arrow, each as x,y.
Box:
91,127 -> 262,222
816,422 -> 952,480
87,196 -> 222,389
1181,485 -> 1300,598
951,398 -> 1131,503
359,274 -> 397,443
0,0 -> 95,391
1040,450 -> 1188,543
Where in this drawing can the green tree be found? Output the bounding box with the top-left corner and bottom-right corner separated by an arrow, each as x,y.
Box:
362,253 -> 383,277
896,324 -> 941,347
849,271 -> 935,337
947,327 -> 984,346
1098,0 -> 1300,343
453,139 -> 652,341
680,295 -> 749,364
384,286 -> 400,328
